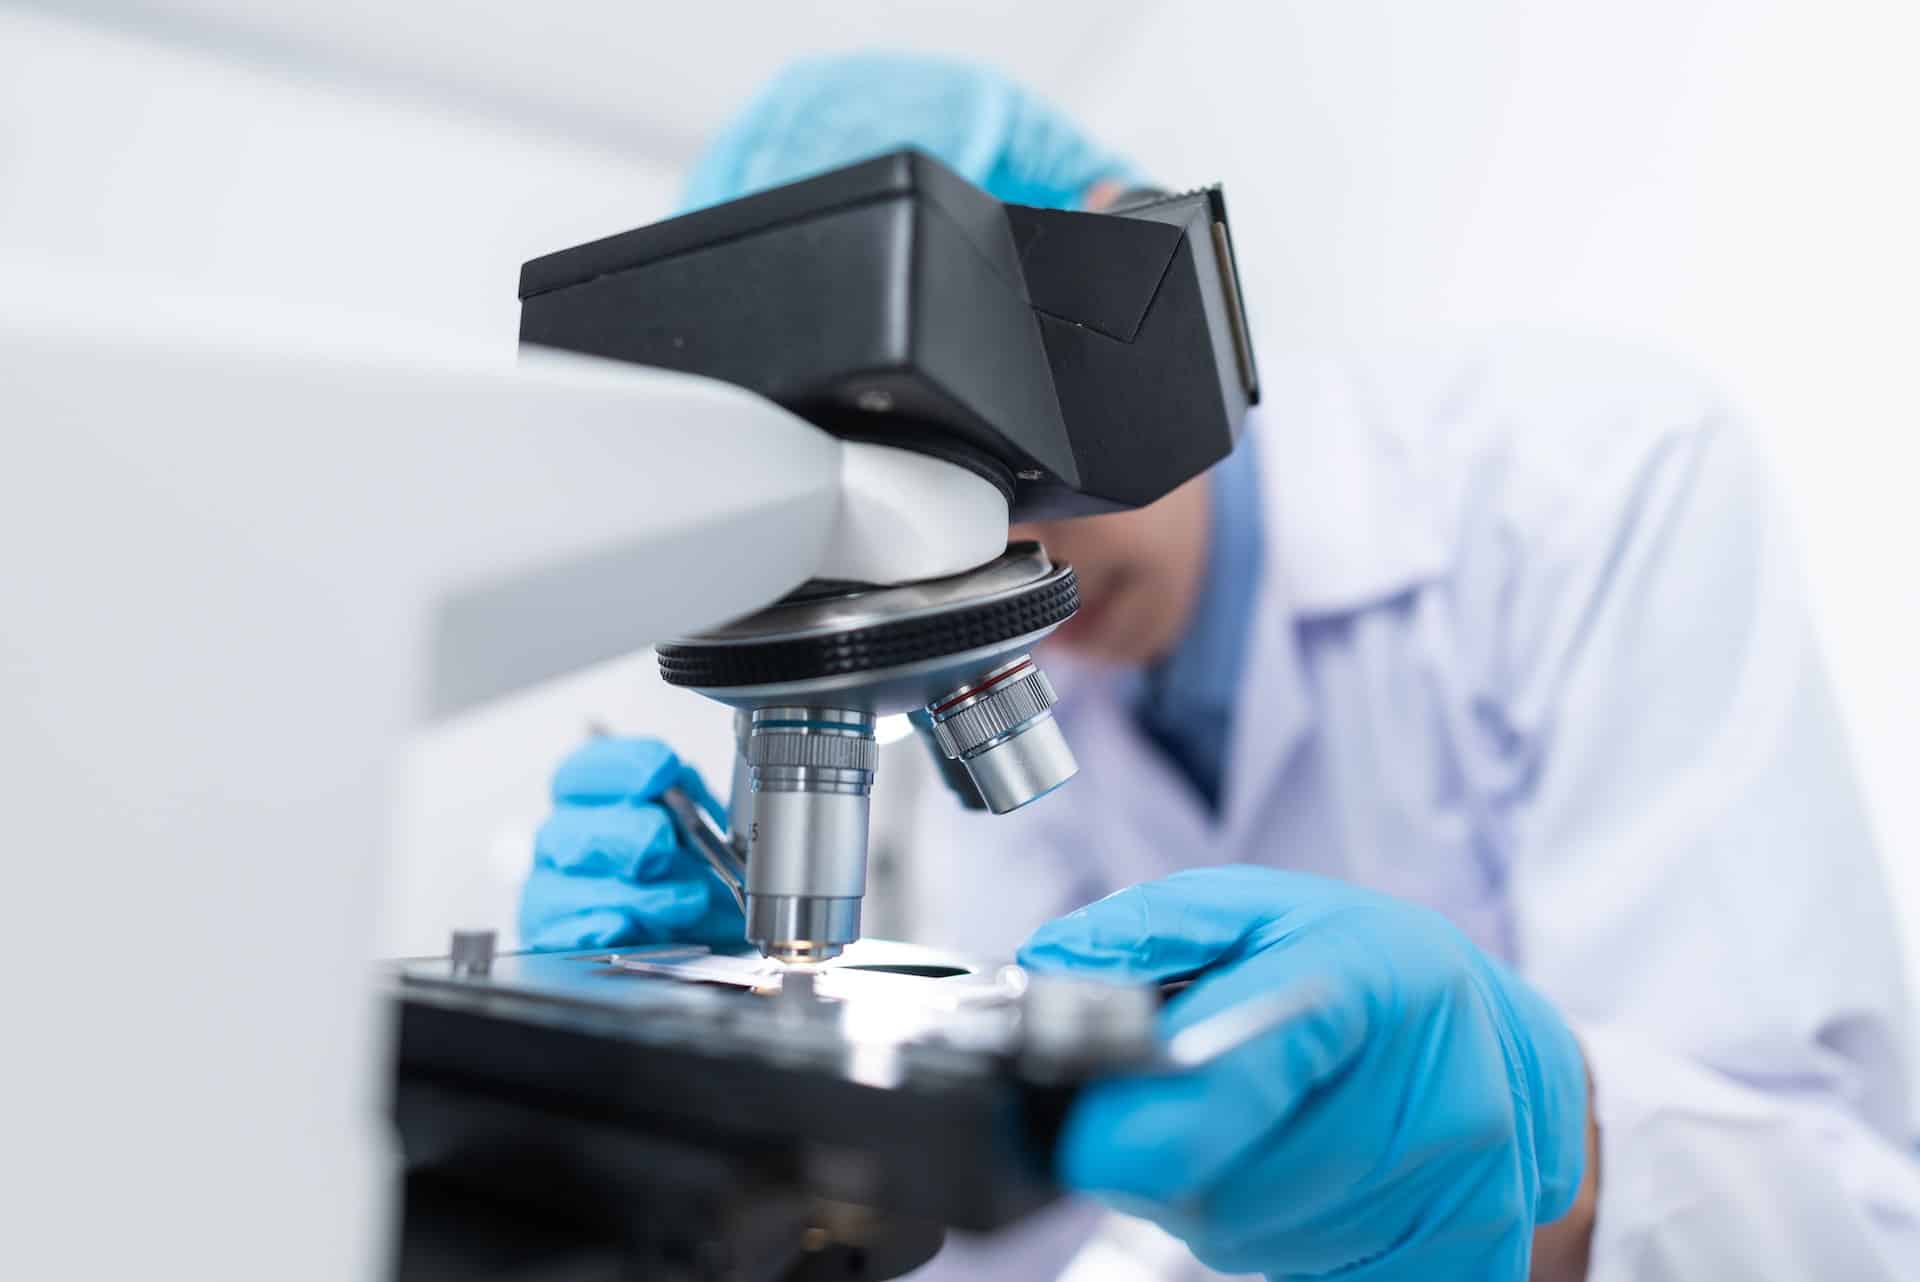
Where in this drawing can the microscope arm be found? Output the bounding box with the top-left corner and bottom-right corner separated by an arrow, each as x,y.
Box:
0,291 -> 999,1280
423,356 -> 1009,718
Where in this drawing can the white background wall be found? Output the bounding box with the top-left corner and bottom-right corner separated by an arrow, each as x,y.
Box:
5,2 -> 1914,979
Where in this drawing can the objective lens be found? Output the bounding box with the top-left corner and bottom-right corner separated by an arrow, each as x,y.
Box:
743,707 -> 876,962
925,656 -> 1078,814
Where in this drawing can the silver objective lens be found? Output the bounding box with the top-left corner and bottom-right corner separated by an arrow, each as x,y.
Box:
744,706 -> 877,963
926,655 -> 1078,814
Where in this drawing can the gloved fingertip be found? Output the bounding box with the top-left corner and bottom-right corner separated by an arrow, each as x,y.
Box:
1019,882 -> 1246,983
1018,890 -> 1151,972
521,874 -> 726,949
533,805 -> 681,880
521,907 -> 633,953
551,737 -> 680,803
1016,934 -> 1141,977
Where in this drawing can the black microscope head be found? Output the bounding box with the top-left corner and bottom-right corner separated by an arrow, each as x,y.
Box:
518,149 -> 1258,521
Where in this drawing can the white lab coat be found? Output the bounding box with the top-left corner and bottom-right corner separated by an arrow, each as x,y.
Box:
904,335 -> 1920,1280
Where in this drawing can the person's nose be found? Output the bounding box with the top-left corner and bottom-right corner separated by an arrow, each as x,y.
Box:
1009,520 -> 1057,547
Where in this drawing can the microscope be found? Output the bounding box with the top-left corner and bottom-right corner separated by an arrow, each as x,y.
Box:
389,149 -> 1260,1281
521,147 -> 1259,964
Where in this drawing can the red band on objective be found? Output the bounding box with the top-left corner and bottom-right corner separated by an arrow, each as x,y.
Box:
930,659 -> 1035,716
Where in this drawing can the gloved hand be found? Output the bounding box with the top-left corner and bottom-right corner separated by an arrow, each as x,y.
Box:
1019,866 -> 1590,1281
518,737 -> 745,952
682,51 -> 1136,212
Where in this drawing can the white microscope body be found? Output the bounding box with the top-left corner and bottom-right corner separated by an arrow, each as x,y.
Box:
1,282 -> 1005,1280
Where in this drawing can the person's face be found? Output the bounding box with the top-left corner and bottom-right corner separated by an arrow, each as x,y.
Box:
1010,473 -> 1212,667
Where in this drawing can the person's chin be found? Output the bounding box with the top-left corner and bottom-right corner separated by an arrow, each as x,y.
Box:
1050,610 -> 1145,667
1045,635 -> 1131,669
1053,594 -> 1105,644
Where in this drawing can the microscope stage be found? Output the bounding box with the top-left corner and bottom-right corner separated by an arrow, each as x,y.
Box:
389,938 -> 1077,1280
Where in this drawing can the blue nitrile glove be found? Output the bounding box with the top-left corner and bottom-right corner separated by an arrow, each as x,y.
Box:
682,51 -> 1136,212
518,737 -> 746,951
1019,866 -> 1590,1281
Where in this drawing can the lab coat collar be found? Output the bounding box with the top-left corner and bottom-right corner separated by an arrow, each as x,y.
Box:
1047,561 -> 1310,853
1258,355 -> 1451,617
1218,445 -> 1313,839
1041,354 -> 1451,845
1217,365 -> 1451,835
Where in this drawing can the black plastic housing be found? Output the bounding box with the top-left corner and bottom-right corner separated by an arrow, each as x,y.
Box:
389,962 -> 1073,1280
518,150 -> 1259,520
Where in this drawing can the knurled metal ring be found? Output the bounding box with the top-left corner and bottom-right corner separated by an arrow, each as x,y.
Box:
930,666 -> 1057,759
746,731 -> 879,772
657,571 -> 1079,689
